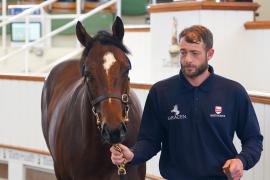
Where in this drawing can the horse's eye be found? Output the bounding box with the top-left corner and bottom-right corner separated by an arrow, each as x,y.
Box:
84,71 -> 94,81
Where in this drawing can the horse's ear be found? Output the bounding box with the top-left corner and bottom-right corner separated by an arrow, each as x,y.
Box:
112,16 -> 124,42
76,21 -> 93,47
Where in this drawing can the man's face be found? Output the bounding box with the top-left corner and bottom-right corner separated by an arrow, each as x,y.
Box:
179,38 -> 213,78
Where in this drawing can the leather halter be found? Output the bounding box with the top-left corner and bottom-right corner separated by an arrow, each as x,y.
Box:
84,75 -> 130,130
82,61 -> 130,179
91,93 -> 128,107
85,76 -> 129,178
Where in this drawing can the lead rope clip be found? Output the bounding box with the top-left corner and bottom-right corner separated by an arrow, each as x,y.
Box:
113,144 -> 127,176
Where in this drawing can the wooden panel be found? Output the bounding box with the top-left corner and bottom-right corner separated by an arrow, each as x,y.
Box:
83,2 -> 116,13
244,21 -> 270,29
25,167 -> 56,180
148,2 -> 259,13
0,163 -> 8,179
44,2 -> 116,14
44,2 -> 76,14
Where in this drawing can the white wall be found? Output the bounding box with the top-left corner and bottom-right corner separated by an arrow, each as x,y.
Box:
0,79 -> 47,151
232,102 -> 270,180
124,31 -> 152,84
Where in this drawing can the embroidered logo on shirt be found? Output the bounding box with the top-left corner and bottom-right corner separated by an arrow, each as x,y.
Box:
215,106 -> 222,114
168,105 -> 187,120
171,105 -> 180,116
210,105 -> 226,118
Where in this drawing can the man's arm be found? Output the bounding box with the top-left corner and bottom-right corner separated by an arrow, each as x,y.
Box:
235,87 -> 263,170
222,86 -> 263,179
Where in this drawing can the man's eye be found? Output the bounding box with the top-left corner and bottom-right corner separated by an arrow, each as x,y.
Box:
180,51 -> 186,56
192,52 -> 199,56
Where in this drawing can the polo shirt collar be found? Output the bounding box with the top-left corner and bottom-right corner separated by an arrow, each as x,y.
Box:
178,65 -> 214,92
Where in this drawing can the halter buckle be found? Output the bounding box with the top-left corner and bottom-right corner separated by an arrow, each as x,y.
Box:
121,94 -> 129,103
113,144 -> 127,176
117,165 -> 127,175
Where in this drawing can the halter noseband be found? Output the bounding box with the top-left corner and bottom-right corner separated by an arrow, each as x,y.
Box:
91,92 -> 129,129
91,93 -> 128,107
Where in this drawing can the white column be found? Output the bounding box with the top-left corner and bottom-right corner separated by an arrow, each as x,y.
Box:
76,0 -> 82,48
8,161 -> 25,180
44,15 -> 52,48
116,0 -> 121,17
2,0 -> 7,54
24,16 -> 30,74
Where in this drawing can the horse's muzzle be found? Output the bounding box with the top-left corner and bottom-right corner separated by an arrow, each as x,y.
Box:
101,122 -> 127,144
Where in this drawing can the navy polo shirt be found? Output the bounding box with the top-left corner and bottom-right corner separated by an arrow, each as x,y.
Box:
131,66 -> 263,180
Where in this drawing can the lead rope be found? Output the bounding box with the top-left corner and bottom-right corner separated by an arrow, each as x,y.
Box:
113,144 -> 127,180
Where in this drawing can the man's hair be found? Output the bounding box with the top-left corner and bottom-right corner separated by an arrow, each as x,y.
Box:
179,25 -> 213,50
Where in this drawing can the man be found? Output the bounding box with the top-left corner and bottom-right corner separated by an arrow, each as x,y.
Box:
110,25 -> 263,180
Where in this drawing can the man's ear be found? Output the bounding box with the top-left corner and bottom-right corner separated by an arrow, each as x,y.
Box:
76,21 -> 93,47
207,48 -> 215,61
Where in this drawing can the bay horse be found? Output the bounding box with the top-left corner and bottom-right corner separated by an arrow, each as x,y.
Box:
41,17 -> 146,180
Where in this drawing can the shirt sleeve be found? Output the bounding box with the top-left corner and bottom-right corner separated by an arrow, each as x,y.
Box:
130,85 -> 163,165
235,87 -> 263,170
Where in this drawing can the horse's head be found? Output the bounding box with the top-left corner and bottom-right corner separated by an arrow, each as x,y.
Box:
76,17 -> 131,144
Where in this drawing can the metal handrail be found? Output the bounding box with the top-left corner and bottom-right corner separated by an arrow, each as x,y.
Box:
0,0 -> 118,63
0,0 -> 57,28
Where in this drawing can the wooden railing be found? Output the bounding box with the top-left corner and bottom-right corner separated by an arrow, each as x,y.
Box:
250,94 -> 270,104
43,1 -> 116,14
244,21 -> 270,29
148,1 -> 259,13
1,74 -> 270,105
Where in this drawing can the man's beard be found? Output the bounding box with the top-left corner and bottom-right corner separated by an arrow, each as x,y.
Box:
181,60 -> 208,78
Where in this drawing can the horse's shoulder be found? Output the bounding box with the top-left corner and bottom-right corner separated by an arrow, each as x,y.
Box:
43,59 -> 82,105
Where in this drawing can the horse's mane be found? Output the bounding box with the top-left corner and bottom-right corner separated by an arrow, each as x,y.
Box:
82,30 -> 130,58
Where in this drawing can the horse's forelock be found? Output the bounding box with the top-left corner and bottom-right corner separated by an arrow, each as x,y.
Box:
91,31 -> 129,54
80,30 -> 130,76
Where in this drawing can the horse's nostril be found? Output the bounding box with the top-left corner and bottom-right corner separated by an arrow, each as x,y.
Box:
120,122 -> 127,133
101,125 -> 110,142
100,123 -> 127,144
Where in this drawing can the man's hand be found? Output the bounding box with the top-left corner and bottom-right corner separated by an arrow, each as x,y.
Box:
110,144 -> 134,165
223,158 -> 244,180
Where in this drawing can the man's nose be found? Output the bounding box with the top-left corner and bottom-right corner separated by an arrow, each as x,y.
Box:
184,53 -> 193,63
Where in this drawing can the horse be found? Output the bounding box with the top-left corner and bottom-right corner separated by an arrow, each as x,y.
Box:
41,17 -> 146,180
